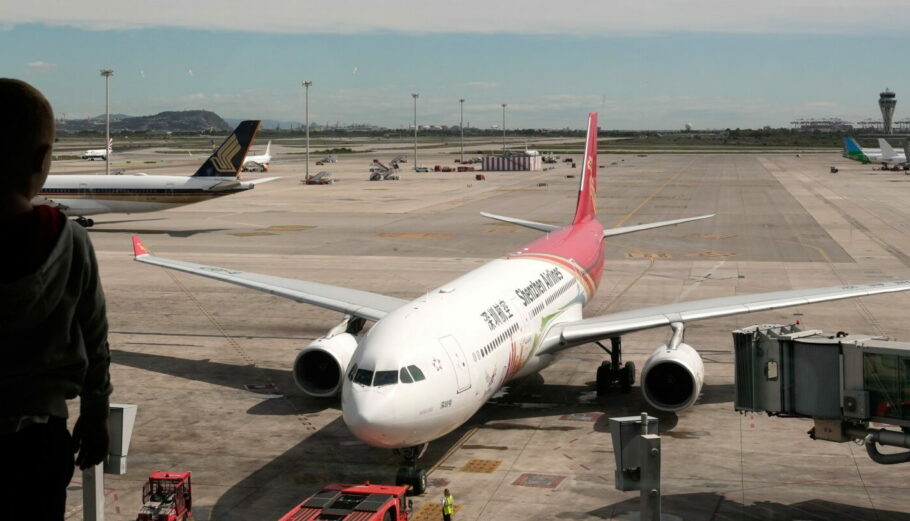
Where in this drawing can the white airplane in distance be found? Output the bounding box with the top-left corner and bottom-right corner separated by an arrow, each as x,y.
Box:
132,113 -> 910,494
242,139 -> 271,171
38,121 -> 278,227
82,139 -> 112,160
878,138 -> 907,164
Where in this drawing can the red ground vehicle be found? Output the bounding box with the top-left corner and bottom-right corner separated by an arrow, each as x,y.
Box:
276,483 -> 411,521
136,471 -> 192,521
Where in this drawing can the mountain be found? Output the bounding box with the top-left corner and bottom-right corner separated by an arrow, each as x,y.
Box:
58,110 -> 231,133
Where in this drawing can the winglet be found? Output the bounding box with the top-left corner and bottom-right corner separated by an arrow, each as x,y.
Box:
132,235 -> 150,258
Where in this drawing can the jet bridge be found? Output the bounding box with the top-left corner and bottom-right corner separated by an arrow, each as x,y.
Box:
733,324 -> 910,464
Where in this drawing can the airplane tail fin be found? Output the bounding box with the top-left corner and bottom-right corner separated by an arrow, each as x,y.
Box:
571,112 -> 598,225
192,120 -> 261,178
265,140 -> 272,157
844,137 -> 863,154
879,138 -> 899,160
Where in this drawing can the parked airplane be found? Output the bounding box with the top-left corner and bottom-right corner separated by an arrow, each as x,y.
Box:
132,113 -> 910,494
82,138 -> 112,160
38,121 -> 277,227
242,140 -> 271,171
878,138 -> 907,164
842,137 -> 907,165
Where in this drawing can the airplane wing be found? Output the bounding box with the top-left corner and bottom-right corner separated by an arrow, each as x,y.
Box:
131,236 -> 407,322
540,280 -> 910,352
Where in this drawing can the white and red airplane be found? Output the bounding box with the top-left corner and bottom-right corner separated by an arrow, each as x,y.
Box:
132,113 -> 910,493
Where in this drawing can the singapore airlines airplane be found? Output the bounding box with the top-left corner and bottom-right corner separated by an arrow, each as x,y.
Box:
132,113 -> 910,493
37,121 -> 277,227
243,139 -> 272,171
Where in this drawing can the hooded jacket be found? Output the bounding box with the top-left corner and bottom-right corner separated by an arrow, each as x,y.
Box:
0,206 -> 111,421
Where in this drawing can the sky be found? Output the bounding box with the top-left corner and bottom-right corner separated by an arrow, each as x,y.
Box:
3,1 -> 910,130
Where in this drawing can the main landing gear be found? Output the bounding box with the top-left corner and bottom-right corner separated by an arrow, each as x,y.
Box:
394,444 -> 428,495
75,217 -> 95,228
596,337 -> 635,395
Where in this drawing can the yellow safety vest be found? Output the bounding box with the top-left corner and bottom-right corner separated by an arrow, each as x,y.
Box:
443,495 -> 455,515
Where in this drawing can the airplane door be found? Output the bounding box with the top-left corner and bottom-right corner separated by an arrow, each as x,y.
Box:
439,335 -> 471,394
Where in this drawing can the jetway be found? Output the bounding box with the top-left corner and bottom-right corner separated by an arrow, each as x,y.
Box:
733,324 -> 910,464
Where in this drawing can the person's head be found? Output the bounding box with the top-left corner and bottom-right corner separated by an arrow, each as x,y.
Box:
0,78 -> 55,199
444,488 -> 450,497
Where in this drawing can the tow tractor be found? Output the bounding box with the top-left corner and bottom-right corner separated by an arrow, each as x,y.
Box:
136,471 -> 193,521
276,482 -> 412,521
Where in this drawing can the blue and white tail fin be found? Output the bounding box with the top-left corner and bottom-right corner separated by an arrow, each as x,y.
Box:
192,120 -> 261,178
843,137 -> 869,163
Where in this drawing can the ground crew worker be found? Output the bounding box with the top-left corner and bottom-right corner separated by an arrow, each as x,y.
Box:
441,488 -> 455,521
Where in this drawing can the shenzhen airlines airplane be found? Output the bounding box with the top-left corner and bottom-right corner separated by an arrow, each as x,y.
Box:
243,139 -> 272,171
132,113 -> 910,493
37,121 -> 277,227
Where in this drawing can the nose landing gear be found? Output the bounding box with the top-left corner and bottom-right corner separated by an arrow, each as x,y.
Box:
596,337 -> 635,394
394,444 -> 428,495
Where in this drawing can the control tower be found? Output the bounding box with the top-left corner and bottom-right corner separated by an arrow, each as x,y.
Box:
879,89 -> 897,134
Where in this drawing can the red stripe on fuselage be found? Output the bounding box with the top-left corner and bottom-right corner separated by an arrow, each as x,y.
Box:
506,218 -> 605,299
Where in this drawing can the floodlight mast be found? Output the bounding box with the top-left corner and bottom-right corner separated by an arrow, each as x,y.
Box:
100,69 -> 113,175
501,103 -> 507,154
460,98 -> 465,164
303,81 -> 313,177
412,93 -> 419,171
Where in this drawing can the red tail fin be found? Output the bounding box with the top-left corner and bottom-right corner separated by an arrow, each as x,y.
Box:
572,112 -> 598,224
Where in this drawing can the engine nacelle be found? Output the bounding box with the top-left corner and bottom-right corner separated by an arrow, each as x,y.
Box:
293,333 -> 358,397
641,342 -> 705,412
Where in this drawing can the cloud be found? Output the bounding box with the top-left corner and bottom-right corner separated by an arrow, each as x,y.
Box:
3,1 -> 907,35
25,61 -> 57,74
462,81 -> 498,89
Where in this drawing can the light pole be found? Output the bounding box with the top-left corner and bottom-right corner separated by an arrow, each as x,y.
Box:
459,98 -> 465,163
303,81 -> 312,178
412,93 -> 419,170
501,103 -> 507,154
100,69 -> 113,175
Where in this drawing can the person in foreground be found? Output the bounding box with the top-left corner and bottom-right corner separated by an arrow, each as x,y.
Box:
0,78 -> 112,519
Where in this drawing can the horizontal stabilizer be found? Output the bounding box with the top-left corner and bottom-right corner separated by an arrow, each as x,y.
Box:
603,214 -> 714,238
480,212 -> 560,232
247,176 -> 280,185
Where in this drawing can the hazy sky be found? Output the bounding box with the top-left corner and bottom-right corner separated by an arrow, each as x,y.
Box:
3,1 -> 909,129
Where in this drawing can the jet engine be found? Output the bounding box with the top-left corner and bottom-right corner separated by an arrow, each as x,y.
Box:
640,342 -> 705,412
293,332 -> 358,397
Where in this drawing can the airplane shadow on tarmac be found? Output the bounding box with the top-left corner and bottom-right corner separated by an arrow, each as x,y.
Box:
577,492 -> 910,521
112,348 -> 739,520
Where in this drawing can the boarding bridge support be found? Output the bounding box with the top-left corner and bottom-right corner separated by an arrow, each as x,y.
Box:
83,403 -> 138,521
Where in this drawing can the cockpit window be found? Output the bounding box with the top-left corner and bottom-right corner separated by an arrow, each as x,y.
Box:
373,370 -> 398,386
347,364 -> 358,382
408,365 -> 426,381
400,367 -> 414,383
354,368 -> 374,386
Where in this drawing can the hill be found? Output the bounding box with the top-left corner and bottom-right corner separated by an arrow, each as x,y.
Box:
58,110 -> 231,133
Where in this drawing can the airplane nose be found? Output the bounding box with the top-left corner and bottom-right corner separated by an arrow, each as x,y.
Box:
342,386 -> 403,448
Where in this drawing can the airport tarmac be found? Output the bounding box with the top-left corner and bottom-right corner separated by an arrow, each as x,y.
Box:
57,144 -> 910,520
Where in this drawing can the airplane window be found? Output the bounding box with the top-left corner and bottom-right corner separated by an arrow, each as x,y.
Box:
347,364 -> 358,382
400,367 -> 413,383
354,369 -> 374,386
373,370 -> 398,387
408,365 -> 426,381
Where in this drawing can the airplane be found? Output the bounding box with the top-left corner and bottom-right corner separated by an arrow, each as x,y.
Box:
38,121 -> 277,227
842,137 -> 907,166
82,138 -> 112,160
878,138 -> 907,165
131,113 -> 910,494
242,139 -> 271,171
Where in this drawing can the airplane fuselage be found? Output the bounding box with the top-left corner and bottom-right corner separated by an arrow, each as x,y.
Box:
38,174 -> 251,216
342,218 -> 605,448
